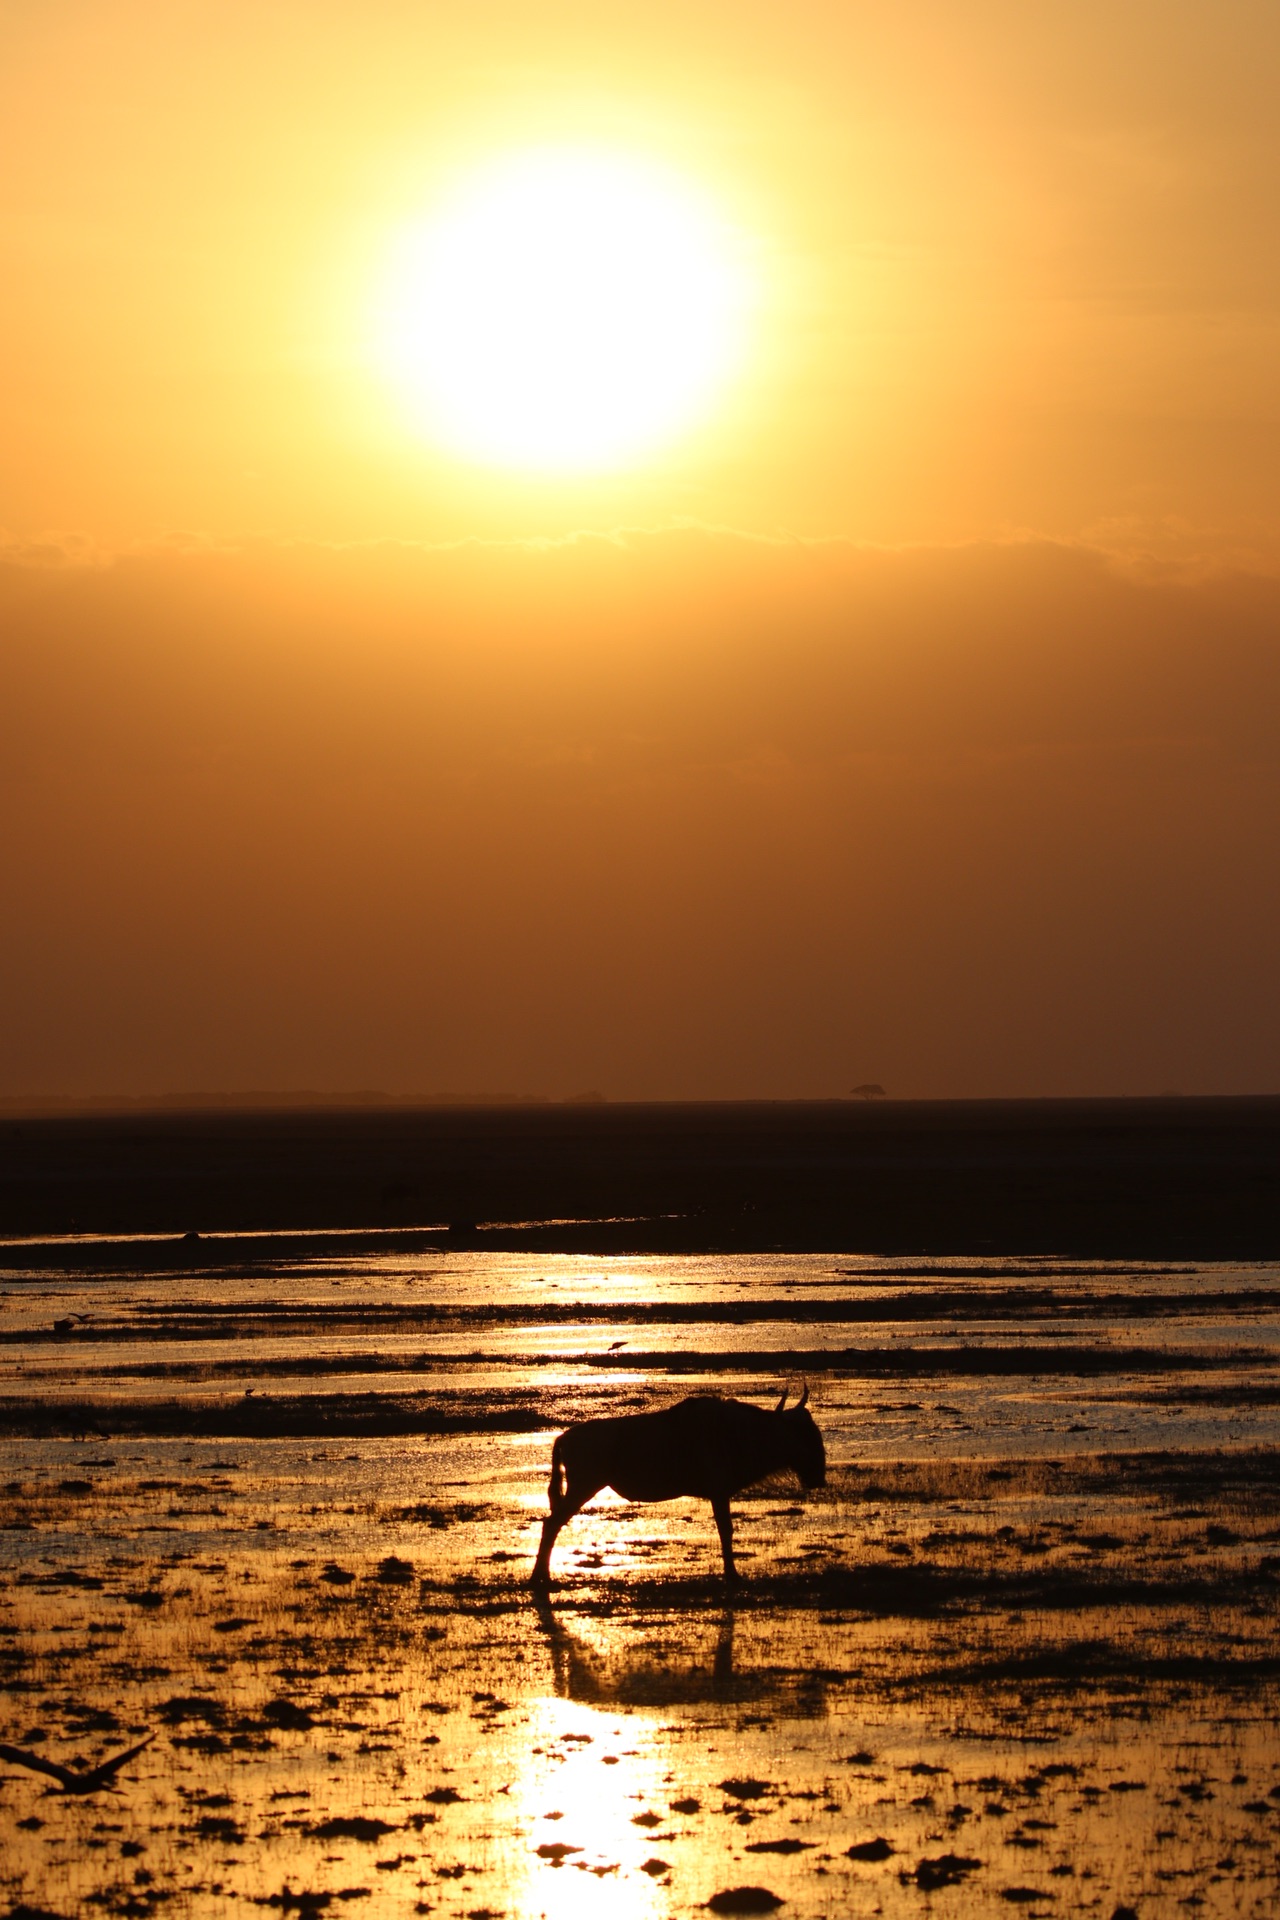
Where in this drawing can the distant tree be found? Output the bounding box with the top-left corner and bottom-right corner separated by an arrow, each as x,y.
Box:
850,1083 -> 886,1100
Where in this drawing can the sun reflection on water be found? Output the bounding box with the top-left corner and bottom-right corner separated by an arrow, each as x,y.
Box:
509,1696 -> 673,1920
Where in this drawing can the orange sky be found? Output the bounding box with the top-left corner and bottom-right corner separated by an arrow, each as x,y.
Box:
2,3 -> 1278,1098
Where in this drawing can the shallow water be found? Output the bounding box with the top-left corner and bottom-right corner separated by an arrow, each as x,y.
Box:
2,1249 -> 1279,1917
4,1248 -> 1280,1457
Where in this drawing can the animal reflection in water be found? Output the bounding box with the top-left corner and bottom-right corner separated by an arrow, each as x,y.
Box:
532,1602 -> 832,1717
535,1598 -> 744,1706
531,1389 -> 826,1588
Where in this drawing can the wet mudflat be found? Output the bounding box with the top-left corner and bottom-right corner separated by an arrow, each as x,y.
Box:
2,1251 -> 1280,1918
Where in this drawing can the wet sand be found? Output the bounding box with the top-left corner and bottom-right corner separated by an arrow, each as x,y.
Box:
3,1249 -> 1280,1917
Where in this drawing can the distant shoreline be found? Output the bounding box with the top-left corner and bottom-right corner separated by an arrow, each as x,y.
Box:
2,1096 -> 1277,1255
1,1090 -> 1275,1117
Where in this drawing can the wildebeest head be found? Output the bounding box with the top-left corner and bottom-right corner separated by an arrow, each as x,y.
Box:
775,1384 -> 826,1489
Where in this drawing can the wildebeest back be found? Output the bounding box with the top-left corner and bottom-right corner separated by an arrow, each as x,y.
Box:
556,1393 -> 824,1503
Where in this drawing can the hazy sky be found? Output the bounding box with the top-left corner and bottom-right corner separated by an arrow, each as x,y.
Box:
2,3 -> 1278,1098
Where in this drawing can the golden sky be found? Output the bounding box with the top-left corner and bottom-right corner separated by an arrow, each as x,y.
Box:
2,2 -> 1278,1097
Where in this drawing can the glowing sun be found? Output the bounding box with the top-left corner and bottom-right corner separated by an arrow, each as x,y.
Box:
373,148 -> 751,473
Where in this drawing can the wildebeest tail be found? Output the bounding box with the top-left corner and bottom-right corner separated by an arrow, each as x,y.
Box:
548,1433 -> 568,1503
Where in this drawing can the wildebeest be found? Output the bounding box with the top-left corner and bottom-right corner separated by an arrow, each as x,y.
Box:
531,1388 -> 826,1587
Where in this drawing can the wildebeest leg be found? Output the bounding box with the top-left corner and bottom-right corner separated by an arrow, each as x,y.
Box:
711,1495 -> 738,1584
531,1484 -> 598,1588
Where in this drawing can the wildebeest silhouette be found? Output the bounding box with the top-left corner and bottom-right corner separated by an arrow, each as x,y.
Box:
531,1388 -> 826,1587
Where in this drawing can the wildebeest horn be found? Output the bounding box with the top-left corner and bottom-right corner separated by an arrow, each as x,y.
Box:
774,1388 -> 788,1413
798,1382 -> 809,1410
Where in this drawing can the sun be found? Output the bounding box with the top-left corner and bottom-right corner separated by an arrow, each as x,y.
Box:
372,148 -> 751,473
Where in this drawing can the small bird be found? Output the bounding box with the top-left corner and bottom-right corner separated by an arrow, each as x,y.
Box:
608,1340 -> 626,1351
0,1732 -> 155,1794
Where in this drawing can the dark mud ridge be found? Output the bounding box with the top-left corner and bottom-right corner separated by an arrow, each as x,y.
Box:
0,1391 -> 551,1439
9,1284 -> 1279,1336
